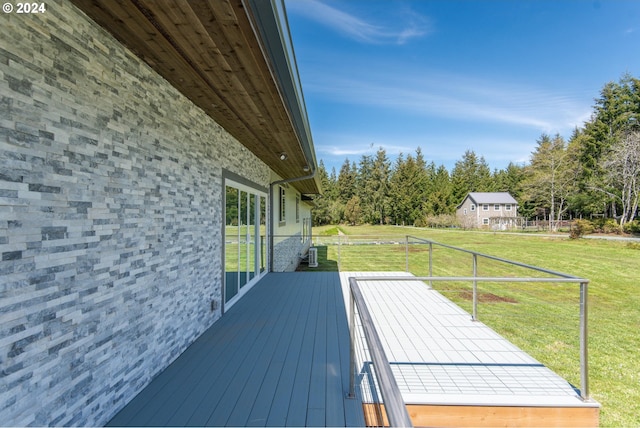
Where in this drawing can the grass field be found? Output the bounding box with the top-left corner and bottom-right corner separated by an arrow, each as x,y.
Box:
308,224 -> 640,427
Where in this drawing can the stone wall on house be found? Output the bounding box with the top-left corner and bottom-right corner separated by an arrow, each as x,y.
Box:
0,1 -> 270,426
273,234 -> 307,272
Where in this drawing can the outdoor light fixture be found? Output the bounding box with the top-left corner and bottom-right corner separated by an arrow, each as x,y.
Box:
303,165 -> 310,172
279,152 -> 287,161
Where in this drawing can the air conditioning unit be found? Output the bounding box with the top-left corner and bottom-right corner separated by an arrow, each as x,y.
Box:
308,247 -> 318,268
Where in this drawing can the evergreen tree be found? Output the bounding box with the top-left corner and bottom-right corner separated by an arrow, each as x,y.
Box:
522,134 -> 577,230
389,153 -> 412,225
493,162 -> 526,198
424,165 -> 454,215
344,195 -> 362,226
337,158 -> 356,204
370,148 -> 392,224
312,161 -> 334,225
580,74 -> 640,220
388,151 -> 429,225
582,73 -> 640,179
356,155 -> 374,223
451,150 -> 492,203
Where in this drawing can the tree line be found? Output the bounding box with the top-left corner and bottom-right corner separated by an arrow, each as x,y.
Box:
313,73 -> 640,232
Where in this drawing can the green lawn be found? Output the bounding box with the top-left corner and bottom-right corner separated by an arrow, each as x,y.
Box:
309,224 -> 640,427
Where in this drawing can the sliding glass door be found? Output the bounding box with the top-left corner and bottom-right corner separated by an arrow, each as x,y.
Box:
224,180 -> 267,309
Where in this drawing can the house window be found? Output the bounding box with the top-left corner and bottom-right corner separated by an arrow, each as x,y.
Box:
296,195 -> 300,223
279,186 -> 286,224
483,204 -> 489,211
463,208 -> 467,215
470,204 -> 476,211
483,218 -> 489,225
505,204 -> 512,211
494,204 -> 500,211
302,217 -> 310,242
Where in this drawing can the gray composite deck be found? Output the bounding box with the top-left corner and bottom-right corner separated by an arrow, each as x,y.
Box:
106,272 -> 364,427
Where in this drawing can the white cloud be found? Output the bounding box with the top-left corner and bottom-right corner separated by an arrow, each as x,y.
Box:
286,0 -> 431,44
313,132 -> 415,158
304,65 -> 591,135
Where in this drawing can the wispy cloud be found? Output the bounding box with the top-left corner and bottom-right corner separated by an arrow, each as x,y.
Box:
316,134 -> 414,158
304,65 -> 591,134
286,0 -> 432,45
315,130 -> 535,170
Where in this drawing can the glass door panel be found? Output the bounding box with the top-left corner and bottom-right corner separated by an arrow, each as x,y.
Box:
224,179 -> 267,308
260,196 -> 266,273
249,194 -> 257,281
239,190 -> 248,289
225,185 -> 239,303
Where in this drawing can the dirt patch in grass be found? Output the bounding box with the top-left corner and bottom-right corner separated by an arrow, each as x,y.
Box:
458,290 -> 518,303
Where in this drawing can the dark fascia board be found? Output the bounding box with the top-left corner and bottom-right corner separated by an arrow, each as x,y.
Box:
243,0 -> 319,191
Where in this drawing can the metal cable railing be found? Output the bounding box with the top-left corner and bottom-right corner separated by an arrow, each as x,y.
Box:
347,276 -> 413,428
404,235 -> 591,401
316,234 -> 592,406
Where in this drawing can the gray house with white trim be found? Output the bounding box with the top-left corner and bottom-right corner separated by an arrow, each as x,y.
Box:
456,192 -> 519,229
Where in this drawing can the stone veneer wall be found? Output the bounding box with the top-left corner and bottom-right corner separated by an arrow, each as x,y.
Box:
0,1 -> 270,425
272,235 -> 307,272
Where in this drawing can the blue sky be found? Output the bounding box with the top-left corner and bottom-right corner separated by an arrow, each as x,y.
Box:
284,0 -> 640,173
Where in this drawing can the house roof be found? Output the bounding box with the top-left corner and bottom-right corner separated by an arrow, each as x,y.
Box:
70,0 -> 319,195
461,192 -> 518,207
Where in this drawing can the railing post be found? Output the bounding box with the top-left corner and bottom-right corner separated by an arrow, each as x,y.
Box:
580,281 -> 590,400
428,242 -> 433,288
338,234 -> 341,270
472,253 -> 478,321
405,236 -> 409,272
348,290 -> 356,399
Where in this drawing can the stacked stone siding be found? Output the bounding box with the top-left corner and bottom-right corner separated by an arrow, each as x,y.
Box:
0,1 -> 270,426
273,234 -> 307,272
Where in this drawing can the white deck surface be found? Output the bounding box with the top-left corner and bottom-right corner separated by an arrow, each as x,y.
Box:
340,272 -> 599,408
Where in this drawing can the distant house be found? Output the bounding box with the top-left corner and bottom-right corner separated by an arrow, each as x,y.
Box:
457,192 -> 519,229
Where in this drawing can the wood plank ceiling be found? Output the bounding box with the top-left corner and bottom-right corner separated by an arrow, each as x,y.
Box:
70,0 -> 319,194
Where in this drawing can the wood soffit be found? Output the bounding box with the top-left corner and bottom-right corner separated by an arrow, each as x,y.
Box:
70,0 -> 319,194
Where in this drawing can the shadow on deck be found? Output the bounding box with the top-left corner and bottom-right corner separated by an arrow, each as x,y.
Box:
107,272 -> 364,427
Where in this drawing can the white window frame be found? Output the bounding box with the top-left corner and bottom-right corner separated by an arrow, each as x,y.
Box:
505,204 -> 512,211
483,218 -> 490,225
483,204 -> 489,211
494,204 -> 500,211
470,204 -> 476,211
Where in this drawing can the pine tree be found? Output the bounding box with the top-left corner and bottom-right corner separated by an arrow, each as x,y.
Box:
337,158 -> 356,204
581,73 -> 640,179
522,134 -> 577,231
451,150 -> 492,203
312,161 -> 334,225
370,148 -> 392,224
425,165 -> 454,215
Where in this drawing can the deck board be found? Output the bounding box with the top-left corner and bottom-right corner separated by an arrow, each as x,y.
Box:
106,270 -> 598,428
284,277 -> 320,426
211,281 -> 303,427
263,280 -> 317,427
107,272 -> 364,427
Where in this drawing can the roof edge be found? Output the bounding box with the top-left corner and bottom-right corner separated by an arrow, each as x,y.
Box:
242,0 -> 319,193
